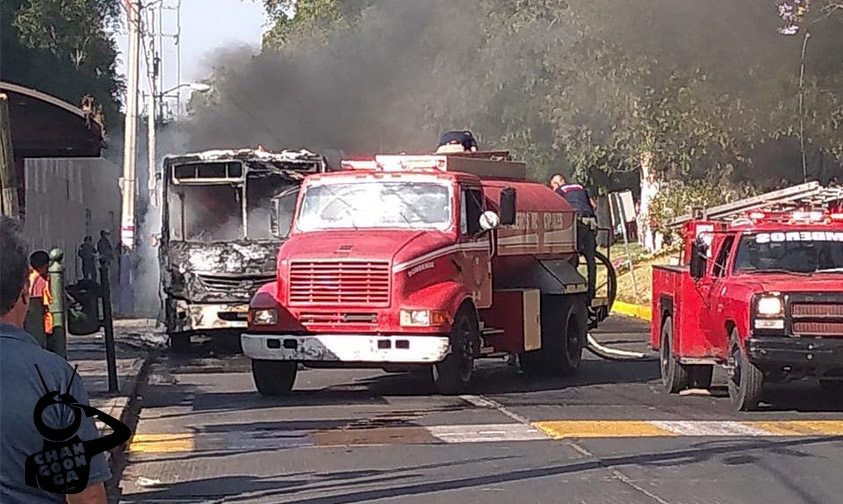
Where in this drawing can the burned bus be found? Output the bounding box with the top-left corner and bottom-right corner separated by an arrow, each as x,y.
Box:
159,148 -> 326,349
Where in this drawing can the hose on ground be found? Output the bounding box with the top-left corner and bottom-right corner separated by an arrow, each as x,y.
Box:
585,248 -> 659,361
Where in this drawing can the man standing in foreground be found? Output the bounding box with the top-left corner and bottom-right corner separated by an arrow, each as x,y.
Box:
1,217 -> 111,504
549,173 -> 598,299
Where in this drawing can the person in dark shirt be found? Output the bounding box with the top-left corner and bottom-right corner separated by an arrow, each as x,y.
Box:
436,130 -> 479,154
77,237 -> 96,281
1,217 -> 123,504
95,231 -> 113,266
550,173 -> 597,298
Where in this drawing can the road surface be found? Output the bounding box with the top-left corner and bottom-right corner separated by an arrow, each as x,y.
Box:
116,316 -> 843,504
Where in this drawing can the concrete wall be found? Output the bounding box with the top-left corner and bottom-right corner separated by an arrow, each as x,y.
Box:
23,158 -> 121,282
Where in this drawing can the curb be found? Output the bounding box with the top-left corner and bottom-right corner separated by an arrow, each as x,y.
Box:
612,300 -> 652,321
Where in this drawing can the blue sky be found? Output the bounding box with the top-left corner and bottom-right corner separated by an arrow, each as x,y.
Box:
115,0 -> 268,114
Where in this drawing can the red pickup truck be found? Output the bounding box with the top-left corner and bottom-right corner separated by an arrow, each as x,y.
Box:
651,209 -> 843,410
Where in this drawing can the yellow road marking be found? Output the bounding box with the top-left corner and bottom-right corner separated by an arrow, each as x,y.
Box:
748,421 -> 843,437
128,433 -> 195,453
611,301 -> 652,321
532,421 -> 676,439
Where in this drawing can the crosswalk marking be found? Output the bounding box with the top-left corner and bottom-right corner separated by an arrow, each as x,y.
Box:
649,421 -> 774,437
126,420 -> 843,454
533,421 -> 676,439
428,423 -> 548,443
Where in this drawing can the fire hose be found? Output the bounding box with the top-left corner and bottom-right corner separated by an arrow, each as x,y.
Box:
585,250 -> 659,361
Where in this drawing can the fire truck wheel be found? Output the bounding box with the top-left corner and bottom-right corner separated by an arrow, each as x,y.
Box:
727,328 -> 764,411
660,317 -> 690,393
432,307 -> 478,395
252,360 -> 298,396
557,300 -> 587,376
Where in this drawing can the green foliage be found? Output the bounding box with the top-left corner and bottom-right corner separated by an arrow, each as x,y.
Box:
0,0 -> 123,127
649,177 -> 759,242
189,0 -> 842,190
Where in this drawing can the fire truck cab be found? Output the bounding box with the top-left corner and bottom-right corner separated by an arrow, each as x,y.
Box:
241,151 -> 609,395
652,196 -> 843,411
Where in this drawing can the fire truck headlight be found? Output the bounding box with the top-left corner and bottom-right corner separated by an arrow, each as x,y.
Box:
756,296 -> 784,317
754,319 -> 785,330
400,309 -> 448,327
251,308 -> 278,326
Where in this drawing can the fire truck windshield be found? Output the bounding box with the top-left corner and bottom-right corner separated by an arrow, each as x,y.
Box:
733,231 -> 843,275
296,180 -> 452,231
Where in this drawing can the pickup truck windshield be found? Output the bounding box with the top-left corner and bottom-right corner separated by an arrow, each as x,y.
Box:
297,181 -> 452,231
734,231 -> 843,274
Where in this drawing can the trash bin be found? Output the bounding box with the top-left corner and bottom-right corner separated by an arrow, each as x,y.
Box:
67,279 -> 101,336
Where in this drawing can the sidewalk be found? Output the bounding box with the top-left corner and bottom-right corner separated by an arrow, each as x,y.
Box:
65,319 -> 164,459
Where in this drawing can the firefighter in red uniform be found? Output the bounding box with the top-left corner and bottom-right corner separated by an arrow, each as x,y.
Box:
550,173 -> 598,299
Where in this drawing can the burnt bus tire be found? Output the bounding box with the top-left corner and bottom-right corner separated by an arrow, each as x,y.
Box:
727,328 -> 764,411
170,333 -> 191,353
252,359 -> 298,397
433,307 -> 478,395
660,317 -> 690,394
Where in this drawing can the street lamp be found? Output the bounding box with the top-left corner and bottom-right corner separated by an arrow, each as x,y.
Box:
147,82 -> 211,208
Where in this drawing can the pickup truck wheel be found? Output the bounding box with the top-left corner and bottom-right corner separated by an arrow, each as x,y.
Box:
727,328 -> 764,411
660,318 -> 689,393
432,308 -> 477,395
252,360 -> 297,396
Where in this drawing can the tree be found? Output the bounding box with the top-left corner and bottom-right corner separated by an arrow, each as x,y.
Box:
0,0 -> 124,128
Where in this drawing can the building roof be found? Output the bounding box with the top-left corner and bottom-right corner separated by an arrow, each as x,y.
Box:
0,81 -> 104,158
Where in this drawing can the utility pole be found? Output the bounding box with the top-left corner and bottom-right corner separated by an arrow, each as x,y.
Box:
146,4 -> 158,207
121,0 -> 142,249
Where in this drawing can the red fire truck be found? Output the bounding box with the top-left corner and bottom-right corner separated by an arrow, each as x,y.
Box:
241,151 -> 612,395
652,183 -> 843,410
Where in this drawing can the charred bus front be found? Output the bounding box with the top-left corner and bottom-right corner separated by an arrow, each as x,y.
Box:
160,148 -> 326,349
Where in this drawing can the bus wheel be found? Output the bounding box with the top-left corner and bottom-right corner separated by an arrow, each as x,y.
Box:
433,307 -> 477,395
170,333 -> 191,353
727,328 -> 764,411
252,359 -> 298,396
660,317 -> 689,393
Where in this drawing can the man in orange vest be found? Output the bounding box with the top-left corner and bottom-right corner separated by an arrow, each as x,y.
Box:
27,251 -> 53,346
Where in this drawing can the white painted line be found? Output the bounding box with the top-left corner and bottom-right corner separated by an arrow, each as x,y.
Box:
459,394 -> 533,425
649,421 -> 774,437
428,423 -> 548,443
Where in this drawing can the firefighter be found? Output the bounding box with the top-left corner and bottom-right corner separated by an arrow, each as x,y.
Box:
27,251 -> 53,348
436,130 -> 478,154
549,173 -> 598,299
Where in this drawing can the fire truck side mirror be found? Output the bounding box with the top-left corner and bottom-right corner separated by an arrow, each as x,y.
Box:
499,187 -> 517,226
479,211 -> 500,231
690,239 -> 708,280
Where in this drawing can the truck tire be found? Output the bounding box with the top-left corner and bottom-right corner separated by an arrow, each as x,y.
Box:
660,317 -> 690,393
170,333 -> 191,353
252,359 -> 298,396
727,328 -> 764,411
555,299 -> 587,376
432,306 -> 478,395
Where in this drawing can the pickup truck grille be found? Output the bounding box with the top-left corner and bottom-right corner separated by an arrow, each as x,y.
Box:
289,261 -> 390,306
791,302 -> 843,336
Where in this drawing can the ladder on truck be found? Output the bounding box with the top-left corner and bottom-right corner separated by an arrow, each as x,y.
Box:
668,181 -> 843,227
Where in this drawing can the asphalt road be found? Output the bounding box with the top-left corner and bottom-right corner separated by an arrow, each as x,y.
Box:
116,316 -> 843,504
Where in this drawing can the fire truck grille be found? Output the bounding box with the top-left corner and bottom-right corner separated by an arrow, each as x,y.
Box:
791,303 -> 843,318
792,322 -> 843,336
289,261 -> 391,306
299,312 -> 378,325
